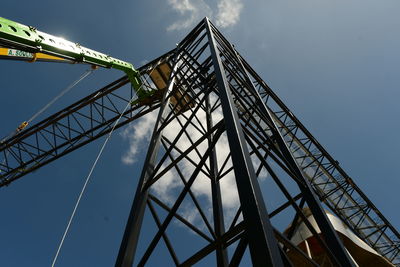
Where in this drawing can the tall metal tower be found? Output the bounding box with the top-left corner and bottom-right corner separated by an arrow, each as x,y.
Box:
1,18 -> 399,266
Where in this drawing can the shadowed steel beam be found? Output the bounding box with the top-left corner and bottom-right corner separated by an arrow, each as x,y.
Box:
237,53 -> 400,264
205,17 -> 284,267
228,41 -> 355,266
115,69 -> 178,266
206,93 -> 229,266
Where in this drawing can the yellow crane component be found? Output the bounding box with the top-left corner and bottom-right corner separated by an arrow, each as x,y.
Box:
16,121 -> 29,132
0,47 -> 69,63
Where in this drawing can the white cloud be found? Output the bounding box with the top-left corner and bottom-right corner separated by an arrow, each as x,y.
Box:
152,163 -> 181,204
120,86 -> 272,235
120,110 -> 158,164
166,0 -> 212,31
215,0 -> 244,28
166,0 -> 244,31
121,100 -> 240,224
158,105 -> 240,227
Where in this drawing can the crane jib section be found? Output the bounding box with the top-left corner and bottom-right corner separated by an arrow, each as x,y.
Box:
0,16 -> 143,97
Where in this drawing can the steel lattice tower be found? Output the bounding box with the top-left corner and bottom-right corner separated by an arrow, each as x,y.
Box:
1,18 -> 399,266
114,19 -> 400,266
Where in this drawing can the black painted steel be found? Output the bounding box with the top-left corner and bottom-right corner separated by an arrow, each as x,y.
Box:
205,18 -> 284,267
116,58 -> 181,266
1,18 -> 399,266
0,51 -> 174,187
228,42 -> 355,266
206,94 -> 229,266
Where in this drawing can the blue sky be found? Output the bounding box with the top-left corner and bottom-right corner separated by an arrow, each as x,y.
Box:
1,0 -> 400,266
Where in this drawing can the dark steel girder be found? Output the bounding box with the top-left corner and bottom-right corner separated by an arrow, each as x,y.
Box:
0,51 -> 174,187
204,21 -> 399,264
239,55 -> 400,264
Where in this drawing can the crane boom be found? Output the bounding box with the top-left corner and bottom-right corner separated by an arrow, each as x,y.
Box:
0,16 -> 144,97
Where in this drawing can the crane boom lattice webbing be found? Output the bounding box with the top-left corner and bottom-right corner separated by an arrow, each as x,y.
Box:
0,52 -> 175,186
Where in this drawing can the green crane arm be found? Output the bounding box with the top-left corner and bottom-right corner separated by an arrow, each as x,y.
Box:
0,16 -> 144,97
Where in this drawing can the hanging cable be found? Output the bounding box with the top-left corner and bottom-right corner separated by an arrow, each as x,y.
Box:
1,68 -> 96,180
50,75 -> 150,266
51,130 -> 112,267
28,68 -> 95,124
1,67 -> 95,144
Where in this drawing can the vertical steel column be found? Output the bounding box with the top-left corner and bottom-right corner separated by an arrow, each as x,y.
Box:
206,95 -> 229,266
115,74 -> 177,267
205,18 -> 284,266
230,46 -> 356,267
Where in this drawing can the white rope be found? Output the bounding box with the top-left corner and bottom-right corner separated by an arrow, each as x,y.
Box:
50,84 -> 141,267
28,68 -> 95,123
1,68 -> 95,177
1,68 -> 94,144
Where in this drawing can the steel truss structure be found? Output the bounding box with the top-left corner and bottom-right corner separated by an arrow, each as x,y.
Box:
1,18 -> 399,266
0,51 -> 175,186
